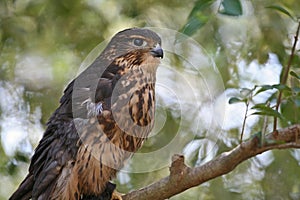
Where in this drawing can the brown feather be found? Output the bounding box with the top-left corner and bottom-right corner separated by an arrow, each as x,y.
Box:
9,28 -> 162,200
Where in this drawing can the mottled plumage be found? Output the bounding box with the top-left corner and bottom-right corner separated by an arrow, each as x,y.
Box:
10,28 -> 163,200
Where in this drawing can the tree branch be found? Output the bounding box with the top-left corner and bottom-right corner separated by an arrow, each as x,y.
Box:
122,124 -> 300,200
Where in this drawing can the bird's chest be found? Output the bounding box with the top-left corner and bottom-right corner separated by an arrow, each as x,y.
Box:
102,69 -> 156,139
74,77 -> 156,189
112,81 -> 155,134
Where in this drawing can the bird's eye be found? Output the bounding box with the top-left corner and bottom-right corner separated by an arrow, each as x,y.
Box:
133,38 -> 147,47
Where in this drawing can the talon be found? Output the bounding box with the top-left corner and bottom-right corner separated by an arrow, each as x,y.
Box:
111,191 -> 123,200
95,102 -> 104,114
83,98 -> 104,118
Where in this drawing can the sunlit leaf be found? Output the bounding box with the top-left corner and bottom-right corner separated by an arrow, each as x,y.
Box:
228,97 -> 245,104
266,5 -> 295,20
251,104 -> 283,118
255,84 -> 291,95
255,85 -> 274,95
219,0 -> 243,16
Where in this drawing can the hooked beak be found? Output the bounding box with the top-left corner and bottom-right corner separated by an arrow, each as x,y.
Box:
150,44 -> 163,58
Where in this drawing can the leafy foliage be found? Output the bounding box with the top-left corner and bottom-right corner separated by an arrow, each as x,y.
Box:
1,0 -> 300,199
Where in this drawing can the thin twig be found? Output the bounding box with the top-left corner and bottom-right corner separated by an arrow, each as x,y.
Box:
274,21 -> 300,131
240,99 -> 249,142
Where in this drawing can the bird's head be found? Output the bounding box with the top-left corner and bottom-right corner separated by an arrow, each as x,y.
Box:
102,28 -> 163,74
111,28 -> 163,58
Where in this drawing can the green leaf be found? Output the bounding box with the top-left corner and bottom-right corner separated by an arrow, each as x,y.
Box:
179,0 -> 213,37
251,111 -> 282,119
255,85 -> 274,95
180,14 -> 209,37
228,97 -> 245,104
290,71 -> 300,80
255,84 -> 291,95
272,84 -> 291,91
266,5 -> 295,20
251,104 -> 283,118
219,0 -> 243,16
188,0 -> 214,18
251,103 -> 267,109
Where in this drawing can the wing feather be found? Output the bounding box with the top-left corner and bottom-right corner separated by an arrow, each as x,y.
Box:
10,60 -> 120,200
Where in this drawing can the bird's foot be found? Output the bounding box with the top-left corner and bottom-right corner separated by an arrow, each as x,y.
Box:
83,98 -> 104,118
111,191 -> 123,200
81,182 -> 117,200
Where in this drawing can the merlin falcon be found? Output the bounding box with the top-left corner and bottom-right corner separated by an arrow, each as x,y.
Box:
10,28 -> 163,200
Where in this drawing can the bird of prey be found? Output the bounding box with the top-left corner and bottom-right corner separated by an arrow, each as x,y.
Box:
9,28 -> 163,200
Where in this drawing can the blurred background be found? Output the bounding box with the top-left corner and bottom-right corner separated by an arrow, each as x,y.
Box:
1,0 -> 300,199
